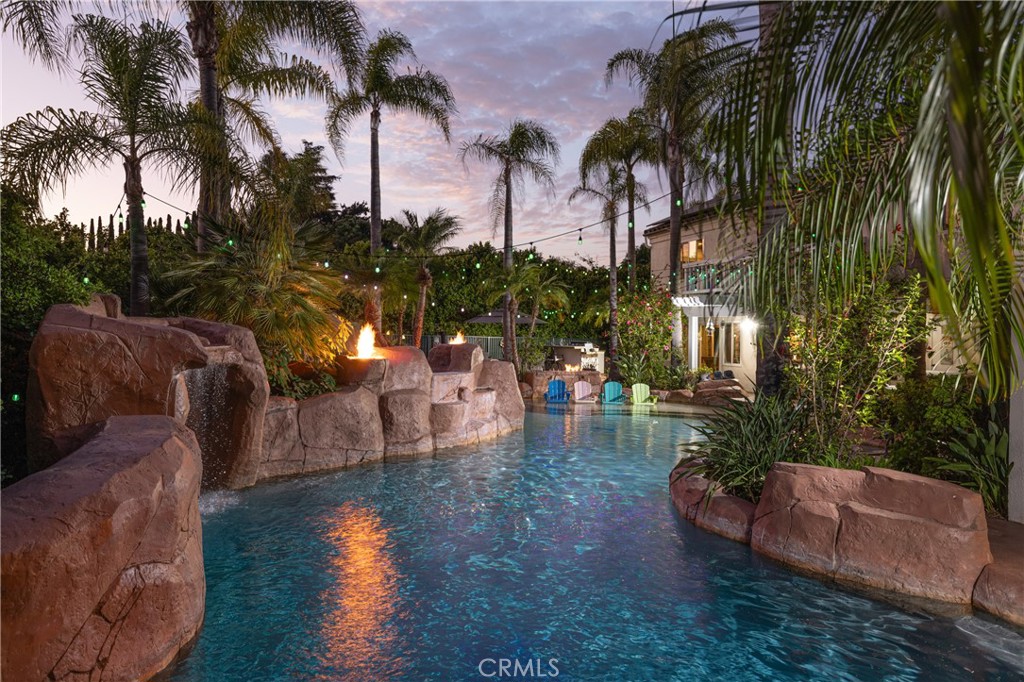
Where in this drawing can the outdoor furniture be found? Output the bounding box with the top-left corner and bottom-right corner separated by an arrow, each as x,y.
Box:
631,383 -> 658,405
544,379 -> 571,403
713,371 -> 724,380
601,381 -> 627,404
572,380 -> 597,403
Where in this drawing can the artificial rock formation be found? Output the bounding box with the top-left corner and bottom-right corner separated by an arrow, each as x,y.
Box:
257,344 -> 525,482
26,295 -> 269,489
1,416 -> 205,682
669,465 -> 756,543
257,387 -> 384,482
751,463 -> 992,604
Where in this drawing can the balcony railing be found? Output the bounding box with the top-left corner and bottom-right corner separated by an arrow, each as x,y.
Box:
679,257 -> 751,293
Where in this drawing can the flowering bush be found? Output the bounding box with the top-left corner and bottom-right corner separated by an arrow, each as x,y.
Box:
617,289 -> 684,387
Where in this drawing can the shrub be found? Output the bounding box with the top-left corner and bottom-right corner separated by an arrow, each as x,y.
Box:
926,410 -> 1012,517
873,375 -> 979,475
677,390 -> 807,503
263,349 -> 337,400
785,271 -> 929,462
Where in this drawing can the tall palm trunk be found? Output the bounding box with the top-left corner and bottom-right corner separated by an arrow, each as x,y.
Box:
509,296 -> 521,374
667,136 -> 684,362
369,105 -> 383,334
186,1 -> 220,253
414,266 -> 430,348
502,164 -> 514,364
124,156 -> 149,316
530,298 -> 540,337
608,212 -> 619,375
626,170 -> 636,292
397,303 -> 406,344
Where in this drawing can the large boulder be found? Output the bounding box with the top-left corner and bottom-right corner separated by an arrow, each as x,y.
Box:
972,518 -> 1024,626
26,296 -> 269,490
428,342 -> 484,373
751,462 -> 992,603
379,389 -> 433,456
669,465 -> 756,543
258,387 -> 384,482
477,360 -> 525,433
378,346 -> 432,394
1,416 -> 204,682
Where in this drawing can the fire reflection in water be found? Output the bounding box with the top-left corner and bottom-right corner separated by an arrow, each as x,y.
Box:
316,502 -> 405,681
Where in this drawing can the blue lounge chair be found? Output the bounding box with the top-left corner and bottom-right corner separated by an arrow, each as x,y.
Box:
631,383 -> 658,405
544,379 -> 571,403
601,381 -> 627,404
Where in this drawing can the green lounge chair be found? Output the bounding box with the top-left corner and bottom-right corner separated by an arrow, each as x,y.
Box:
631,383 -> 657,405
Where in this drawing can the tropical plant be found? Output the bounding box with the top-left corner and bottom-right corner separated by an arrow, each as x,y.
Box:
0,0 -> 364,245
927,409 -> 1013,517
395,208 -> 462,347
607,19 -> 744,356
707,0 -> 1024,400
676,388 -> 807,503
166,198 -> 349,364
579,108 -> 659,290
1,14 -> 206,315
327,28 -> 456,332
569,163 -> 632,374
459,118 -> 561,367
526,272 -> 569,338
484,262 -> 541,373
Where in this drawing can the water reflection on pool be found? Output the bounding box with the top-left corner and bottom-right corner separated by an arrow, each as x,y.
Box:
172,409 -> 1024,681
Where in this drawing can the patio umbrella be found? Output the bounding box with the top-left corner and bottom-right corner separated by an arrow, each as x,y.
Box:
465,309 -> 545,325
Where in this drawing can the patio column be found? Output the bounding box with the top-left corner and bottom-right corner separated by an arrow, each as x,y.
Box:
688,314 -> 700,370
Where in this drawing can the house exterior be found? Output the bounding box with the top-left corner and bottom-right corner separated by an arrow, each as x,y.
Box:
645,200 -> 965,390
644,199 -> 759,389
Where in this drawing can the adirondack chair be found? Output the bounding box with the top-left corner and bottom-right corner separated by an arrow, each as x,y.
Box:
572,380 -> 597,403
601,381 -> 627,404
544,379 -> 571,403
631,383 -> 658,405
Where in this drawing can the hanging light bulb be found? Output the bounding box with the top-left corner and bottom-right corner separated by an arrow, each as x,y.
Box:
323,260 -> 329,268
375,265 -> 381,273
577,229 -> 583,245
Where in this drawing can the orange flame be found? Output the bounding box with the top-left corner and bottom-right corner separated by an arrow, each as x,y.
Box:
451,331 -> 466,345
355,323 -> 377,359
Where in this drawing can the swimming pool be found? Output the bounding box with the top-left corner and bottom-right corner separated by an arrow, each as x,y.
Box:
171,408 -> 1024,681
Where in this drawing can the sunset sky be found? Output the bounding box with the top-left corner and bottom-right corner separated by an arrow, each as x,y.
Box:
1,1 -> 754,263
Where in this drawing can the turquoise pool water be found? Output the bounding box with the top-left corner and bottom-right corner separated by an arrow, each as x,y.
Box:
171,408 -> 1024,681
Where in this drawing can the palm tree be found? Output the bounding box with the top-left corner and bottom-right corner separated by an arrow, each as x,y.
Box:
485,262 -> 541,373
0,1 -> 364,248
569,164 -> 631,373
2,15 -> 203,316
707,1 -> 1023,400
527,272 -> 570,338
607,19 -> 744,355
395,208 -> 463,348
166,200 -> 348,363
459,118 -> 561,365
326,29 -> 457,334
186,0 -> 363,246
579,108 -> 660,291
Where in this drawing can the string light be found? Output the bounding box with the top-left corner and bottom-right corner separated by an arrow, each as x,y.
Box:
577,229 -> 583,245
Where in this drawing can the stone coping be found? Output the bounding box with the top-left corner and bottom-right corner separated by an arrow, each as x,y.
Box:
669,460 -> 1024,630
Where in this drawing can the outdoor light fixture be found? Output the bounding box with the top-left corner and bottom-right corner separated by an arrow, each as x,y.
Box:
323,260 -> 329,268
577,229 -> 583,244
705,318 -> 715,332
375,266 -> 381,273
740,317 -> 759,335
